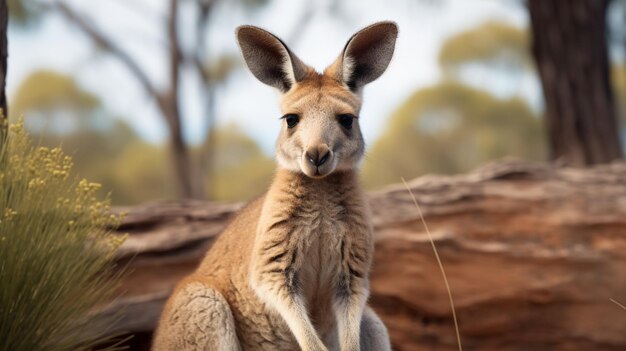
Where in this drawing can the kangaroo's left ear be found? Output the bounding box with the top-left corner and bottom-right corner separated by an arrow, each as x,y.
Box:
326,21 -> 398,91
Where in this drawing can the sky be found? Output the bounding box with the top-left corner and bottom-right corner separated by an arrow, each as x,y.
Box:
7,0 -> 530,153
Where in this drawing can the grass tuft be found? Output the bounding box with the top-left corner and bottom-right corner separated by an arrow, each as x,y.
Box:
402,177 -> 463,351
0,120 -> 126,351
610,298 -> 626,311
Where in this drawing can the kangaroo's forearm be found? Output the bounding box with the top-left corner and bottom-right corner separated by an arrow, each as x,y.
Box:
251,263 -> 328,351
336,229 -> 372,351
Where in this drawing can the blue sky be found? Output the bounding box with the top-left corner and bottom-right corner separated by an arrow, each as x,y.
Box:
8,0 -> 532,153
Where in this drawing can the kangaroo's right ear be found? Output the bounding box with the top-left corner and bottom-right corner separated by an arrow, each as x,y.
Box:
236,25 -> 311,93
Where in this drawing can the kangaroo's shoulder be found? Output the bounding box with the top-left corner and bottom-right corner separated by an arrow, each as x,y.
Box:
228,194 -> 266,230
195,194 -> 266,275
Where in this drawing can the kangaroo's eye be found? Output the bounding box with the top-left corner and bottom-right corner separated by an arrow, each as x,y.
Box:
337,114 -> 355,129
282,114 -> 300,129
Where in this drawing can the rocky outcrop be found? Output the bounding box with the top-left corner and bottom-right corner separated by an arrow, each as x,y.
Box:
105,159 -> 626,350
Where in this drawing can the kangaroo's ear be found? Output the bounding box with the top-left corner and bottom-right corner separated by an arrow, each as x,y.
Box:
236,25 -> 311,92
326,21 -> 398,91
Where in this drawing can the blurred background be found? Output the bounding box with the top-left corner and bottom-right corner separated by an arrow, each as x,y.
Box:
6,0 -> 626,204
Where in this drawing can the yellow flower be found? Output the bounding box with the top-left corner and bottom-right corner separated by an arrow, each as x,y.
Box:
28,178 -> 46,189
3,208 -> 17,221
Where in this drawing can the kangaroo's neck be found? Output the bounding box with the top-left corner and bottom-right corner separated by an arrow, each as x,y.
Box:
269,168 -> 362,202
259,167 -> 370,240
260,168 -> 367,224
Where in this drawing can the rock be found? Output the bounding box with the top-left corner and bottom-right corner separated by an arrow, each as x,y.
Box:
105,159 -> 626,350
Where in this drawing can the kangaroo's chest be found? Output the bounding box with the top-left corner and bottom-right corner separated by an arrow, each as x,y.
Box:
298,195 -> 349,267
300,210 -> 345,284
294,197 -> 354,328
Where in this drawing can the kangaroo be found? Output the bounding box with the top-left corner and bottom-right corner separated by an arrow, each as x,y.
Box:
152,21 -> 398,351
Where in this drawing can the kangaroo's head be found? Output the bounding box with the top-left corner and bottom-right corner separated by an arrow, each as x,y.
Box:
236,22 -> 397,179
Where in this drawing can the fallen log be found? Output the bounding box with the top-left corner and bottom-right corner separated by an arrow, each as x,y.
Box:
106,159 -> 626,351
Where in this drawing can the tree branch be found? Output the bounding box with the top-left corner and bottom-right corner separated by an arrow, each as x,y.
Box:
112,0 -> 166,23
285,0 -> 316,46
54,1 -> 160,101
167,0 -> 181,103
191,0 -> 215,82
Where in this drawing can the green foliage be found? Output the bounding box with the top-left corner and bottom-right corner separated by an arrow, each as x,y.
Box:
204,123 -> 274,202
362,82 -> 545,189
439,21 -> 530,73
110,141 -> 177,204
89,121 -> 276,204
12,70 -> 99,117
0,121 -> 125,351
36,130 -> 180,205
11,70 -> 102,138
612,64 -> 626,126
7,0 -> 42,26
229,0 -> 271,11
205,55 -> 242,83
38,120 -> 137,186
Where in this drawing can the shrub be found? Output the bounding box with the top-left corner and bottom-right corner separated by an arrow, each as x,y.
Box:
0,120 -> 125,351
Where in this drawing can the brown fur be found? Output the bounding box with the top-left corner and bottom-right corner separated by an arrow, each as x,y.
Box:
153,22 -> 397,351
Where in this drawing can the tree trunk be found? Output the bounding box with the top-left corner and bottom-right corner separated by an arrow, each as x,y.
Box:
159,96 -> 200,200
101,159 -> 626,351
163,0 -> 204,199
528,0 -> 623,166
0,0 -> 8,142
168,125 -> 196,199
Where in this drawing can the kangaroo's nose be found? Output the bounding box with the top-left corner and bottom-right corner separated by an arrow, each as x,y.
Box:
305,145 -> 331,167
